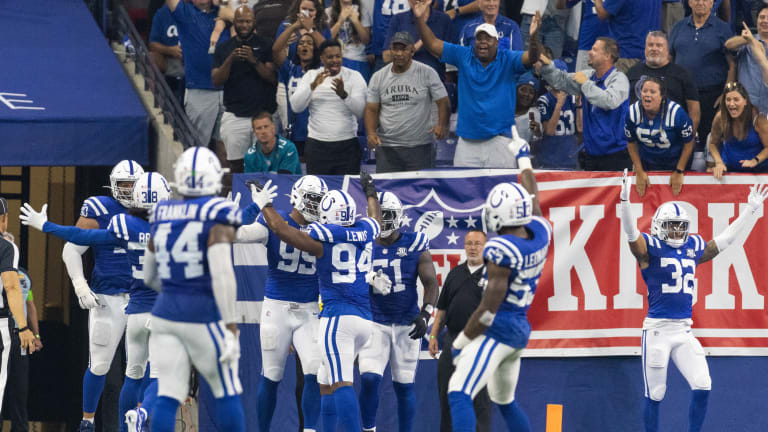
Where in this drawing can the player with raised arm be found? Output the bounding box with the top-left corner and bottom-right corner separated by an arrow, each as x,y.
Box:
141,147 -> 268,432
235,175 -> 328,432
62,160 -> 142,432
619,170 -> 768,432
357,191 -> 439,432
447,129 -> 551,432
254,172 -> 382,432
20,172 -> 172,432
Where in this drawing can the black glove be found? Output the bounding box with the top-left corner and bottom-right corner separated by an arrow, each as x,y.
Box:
408,309 -> 431,340
360,170 -> 377,198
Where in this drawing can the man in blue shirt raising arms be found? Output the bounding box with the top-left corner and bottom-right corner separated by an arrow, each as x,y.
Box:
413,0 -> 542,168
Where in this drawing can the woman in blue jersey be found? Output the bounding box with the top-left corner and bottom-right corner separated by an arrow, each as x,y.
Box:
328,0 -> 372,81
273,31 -> 321,158
625,76 -> 695,197
709,81 -> 768,179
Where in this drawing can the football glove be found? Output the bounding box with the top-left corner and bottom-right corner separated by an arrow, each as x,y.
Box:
19,203 -> 48,232
408,309 -> 431,339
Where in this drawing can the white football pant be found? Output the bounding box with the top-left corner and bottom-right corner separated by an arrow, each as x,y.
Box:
88,293 -> 129,376
125,312 -> 152,379
317,315 -> 373,385
149,316 -> 243,402
358,322 -> 420,383
448,334 -> 523,405
259,298 -> 321,381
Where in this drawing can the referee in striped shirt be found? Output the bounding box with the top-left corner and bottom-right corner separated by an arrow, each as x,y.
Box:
0,197 -> 37,415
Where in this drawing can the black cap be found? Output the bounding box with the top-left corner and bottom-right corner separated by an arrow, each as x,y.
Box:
0,198 -> 7,215
391,31 -> 414,47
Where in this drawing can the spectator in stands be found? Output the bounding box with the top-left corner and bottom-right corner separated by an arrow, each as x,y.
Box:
209,0 -> 246,53
329,0 -> 373,81
625,76 -> 695,196
166,0 -> 227,148
557,0 -> 609,71
536,59 -> 580,168
709,81 -> 768,179
661,0 -> 685,35
627,31 -> 701,138
428,230 -> 491,432
383,0 -> 453,81
540,37 -> 632,170
212,5 -> 277,173
370,0 -> 415,72
726,11 -> 768,114
669,0 -> 732,152
149,4 -> 185,106
593,0 -> 660,73
415,2 -> 542,168
275,0 -> 330,63
459,0 -> 523,51
365,32 -> 451,172
514,72 -> 542,145
290,39 -> 367,174
520,0 -> 569,58
273,31 -> 322,159
244,112 -> 303,173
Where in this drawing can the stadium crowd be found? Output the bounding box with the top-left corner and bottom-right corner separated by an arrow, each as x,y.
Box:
148,0 -> 768,181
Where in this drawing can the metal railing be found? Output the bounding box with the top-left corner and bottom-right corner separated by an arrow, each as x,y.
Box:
114,5 -> 205,149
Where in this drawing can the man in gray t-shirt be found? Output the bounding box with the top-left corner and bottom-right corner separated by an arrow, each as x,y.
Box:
365,32 -> 451,173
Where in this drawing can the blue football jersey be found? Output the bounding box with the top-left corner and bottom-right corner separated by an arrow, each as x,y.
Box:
255,211 -> 319,303
79,196 -> 132,295
482,216 -> 552,348
641,232 -> 706,320
625,100 -> 694,169
537,93 -> 577,137
370,231 -> 430,325
150,196 -> 244,323
107,214 -> 157,314
309,218 -> 381,319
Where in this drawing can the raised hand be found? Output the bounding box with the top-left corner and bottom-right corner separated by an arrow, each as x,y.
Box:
249,179 -> 278,210
412,0 -> 430,20
620,168 -> 632,202
360,170 -> 377,198
747,183 -> 768,212
507,126 -> 531,160
19,203 -> 48,231
331,77 -> 348,99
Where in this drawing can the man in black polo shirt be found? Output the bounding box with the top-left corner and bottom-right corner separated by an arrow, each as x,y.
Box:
428,230 -> 490,432
0,198 -> 37,416
212,4 -> 277,173
626,31 -> 701,137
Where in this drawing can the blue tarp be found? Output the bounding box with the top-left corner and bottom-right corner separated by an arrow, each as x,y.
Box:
0,0 -> 148,166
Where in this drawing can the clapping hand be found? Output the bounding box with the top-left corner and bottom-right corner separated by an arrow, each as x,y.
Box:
331,77 -> 348,99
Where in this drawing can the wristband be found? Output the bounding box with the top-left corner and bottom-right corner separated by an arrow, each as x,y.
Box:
430,335 -> 437,340
452,331 -> 472,350
754,157 -> 760,164
35,334 -> 40,339
674,168 -> 684,174
18,326 -> 30,333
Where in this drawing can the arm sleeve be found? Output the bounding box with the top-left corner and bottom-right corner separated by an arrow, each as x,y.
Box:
289,70 -> 314,112
344,72 -> 367,118
43,221 -> 121,246
580,71 -> 629,110
62,242 -> 89,283
208,243 -> 239,324
143,248 -> 162,292
540,63 -> 583,95
235,215 -> 270,243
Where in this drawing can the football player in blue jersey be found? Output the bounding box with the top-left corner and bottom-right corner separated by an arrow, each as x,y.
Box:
447,133 -> 551,432
61,160 -> 143,431
619,170 -> 768,432
20,172 -> 171,432
255,172 -> 382,432
141,147 -> 273,432
357,191 -> 439,432
235,175 -> 328,432
625,76 -> 695,197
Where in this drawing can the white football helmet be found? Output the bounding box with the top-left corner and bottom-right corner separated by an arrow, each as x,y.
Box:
110,160 -> 144,207
132,172 -> 171,210
483,182 -> 533,233
319,190 -> 357,226
290,175 -> 328,222
174,147 -> 223,197
651,202 -> 690,248
379,191 -> 403,237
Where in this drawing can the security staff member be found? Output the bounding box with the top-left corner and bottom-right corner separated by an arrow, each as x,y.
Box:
428,230 -> 490,432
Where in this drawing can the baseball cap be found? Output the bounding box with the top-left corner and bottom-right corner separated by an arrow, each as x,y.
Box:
0,198 -> 7,215
390,31 -> 414,46
517,72 -> 539,90
474,23 -> 499,40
